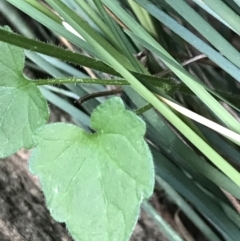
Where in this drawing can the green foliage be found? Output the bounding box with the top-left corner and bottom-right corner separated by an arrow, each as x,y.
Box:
0,27 -> 154,241
29,97 -> 154,241
0,28 -> 49,157
1,0 -> 240,241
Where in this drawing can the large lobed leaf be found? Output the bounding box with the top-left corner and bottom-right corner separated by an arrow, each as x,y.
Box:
0,27 -> 49,158
29,97 -> 154,241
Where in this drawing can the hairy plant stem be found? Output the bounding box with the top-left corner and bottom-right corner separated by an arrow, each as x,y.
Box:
34,77 -> 240,110
1,29 -> 239,109
34,78 -> 128,86
34,77 -> 175,88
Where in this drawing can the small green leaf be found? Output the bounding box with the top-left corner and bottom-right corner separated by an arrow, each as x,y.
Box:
29,97 -> 154,241
0,27 -> 49,157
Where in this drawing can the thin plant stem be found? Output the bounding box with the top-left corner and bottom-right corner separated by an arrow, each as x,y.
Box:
76,88 -> 123,104
156,54 -> 207,77
135,103 -> 153,115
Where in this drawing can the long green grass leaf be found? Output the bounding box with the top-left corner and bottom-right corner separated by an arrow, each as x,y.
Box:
156,177 -> 222,241
42,0 -> 240,188
200,0 -> 240,34
152,147 -> 240,241
45,0 -> 136,71
163,0 -> 240,69
103,0 -> 240,134
6,0 -> 100,57
142,202 -> 184,241
133,0 -> 240,84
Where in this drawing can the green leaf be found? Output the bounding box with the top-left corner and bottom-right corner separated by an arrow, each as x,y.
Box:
29,97 -> 154,241
0,28 -> 49,158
